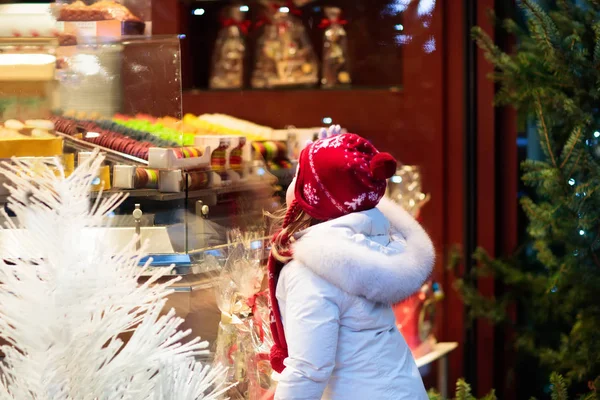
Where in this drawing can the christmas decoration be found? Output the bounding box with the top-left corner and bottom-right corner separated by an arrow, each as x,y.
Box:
0,150 -> 229,399
209,5 -> 248,89
457,0 -> 600,397
251,2 -> 318,88
213,229 -> 276,400
320,7 -> 351,88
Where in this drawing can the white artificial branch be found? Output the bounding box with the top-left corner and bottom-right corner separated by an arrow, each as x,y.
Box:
0,150 -> 229,399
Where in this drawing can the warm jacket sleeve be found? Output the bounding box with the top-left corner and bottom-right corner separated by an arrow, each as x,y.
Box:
274,263 -> 341,400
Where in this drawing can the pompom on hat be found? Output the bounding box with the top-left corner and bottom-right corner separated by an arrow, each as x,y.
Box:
267,126 -> 397,373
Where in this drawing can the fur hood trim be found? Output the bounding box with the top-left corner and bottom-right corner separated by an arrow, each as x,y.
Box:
292,198 -> 435,304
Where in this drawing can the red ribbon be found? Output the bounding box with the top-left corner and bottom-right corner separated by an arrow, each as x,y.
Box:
221,18 -> 251,35
318,18 -> 348,29
227,342 -> 238,364
247,290 -> 268,342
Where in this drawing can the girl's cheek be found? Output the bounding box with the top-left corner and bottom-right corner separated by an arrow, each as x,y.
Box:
286,177 -> 296,206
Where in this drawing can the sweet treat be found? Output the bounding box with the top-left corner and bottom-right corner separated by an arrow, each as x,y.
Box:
135,167 -> 158,189
186,170 -> 209,191
211,145 -> 228,173
0,120 -> 63,158
58,0 -> 142,22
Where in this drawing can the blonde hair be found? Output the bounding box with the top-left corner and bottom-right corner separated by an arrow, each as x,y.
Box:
266,201 -> 315,263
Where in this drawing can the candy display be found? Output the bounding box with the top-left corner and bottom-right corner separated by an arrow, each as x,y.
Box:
184,114 -> 274,141
158,169 -> 210,192
320,7 -> 351,88
113,115 -> 195,145
53,116 -> 155,160
229,138 -> 245,173
147,147 -> 209,170
0,119 -> 63,158
251,4 -> 319,88
213,231 -> 276,400
209,6 -> 248,89
211,142 -> 229,178
252,140 -> 292,170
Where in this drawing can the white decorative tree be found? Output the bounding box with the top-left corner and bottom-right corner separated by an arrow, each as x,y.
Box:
0,152 -> 228,399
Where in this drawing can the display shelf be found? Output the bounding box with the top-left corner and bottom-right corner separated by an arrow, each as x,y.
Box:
415,342 -> 458,368
0,179 -> 276,205
56,130 -> 148,166
185,86 -> 403,94
415,342 -> 458,398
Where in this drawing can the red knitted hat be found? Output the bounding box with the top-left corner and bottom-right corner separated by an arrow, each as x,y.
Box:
295,133 -> 396,220
267,132 -> 397,373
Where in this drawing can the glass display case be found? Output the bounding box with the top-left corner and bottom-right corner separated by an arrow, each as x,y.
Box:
0,34 -> 282,348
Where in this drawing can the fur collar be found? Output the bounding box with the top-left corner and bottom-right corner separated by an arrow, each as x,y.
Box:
292,198 -> 435,305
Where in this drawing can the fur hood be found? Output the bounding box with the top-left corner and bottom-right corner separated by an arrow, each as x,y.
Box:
291,197 -> 435,305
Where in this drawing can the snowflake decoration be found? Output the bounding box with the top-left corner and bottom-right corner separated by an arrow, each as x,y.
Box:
344,193 -> 367,211
303,183 -> 320,206
368,191 -> 380,202
312,134 -> 346,152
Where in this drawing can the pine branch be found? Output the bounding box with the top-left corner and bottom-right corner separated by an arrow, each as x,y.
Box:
560,127 -> 583,168
535,95 -> 558,167
550,372 -> 569,400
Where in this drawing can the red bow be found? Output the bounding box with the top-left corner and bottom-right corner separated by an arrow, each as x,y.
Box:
221,18 -> 251,35
318,18 -> 348,29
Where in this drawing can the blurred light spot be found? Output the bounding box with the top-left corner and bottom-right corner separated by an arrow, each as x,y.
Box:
394,34 -> 412,45
579,229 -> 585,236
394,24 -> 404,31
423,37 -> 436,53
239,5 -> 249,12
85,131 -> 100,139
568,178 -> 576,186
92,177 -> 101,185
383,0 -> 410,15
418,0 -> 436,16
250,240 -> 262,250
322,117 -> 333,124
594,131 -> 600,138
257,167 -> 265,176
279,6 -> 290,13
391,176 -> 403,183
193,8 -> 205,16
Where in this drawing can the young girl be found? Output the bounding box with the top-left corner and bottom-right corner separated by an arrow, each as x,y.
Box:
267,131 -> 435,399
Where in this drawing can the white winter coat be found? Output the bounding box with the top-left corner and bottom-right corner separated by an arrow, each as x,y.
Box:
274,198 -> 435,400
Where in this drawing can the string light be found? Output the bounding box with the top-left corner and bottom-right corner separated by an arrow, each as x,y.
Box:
568,178 -> 576,186
579,229 -> 585,236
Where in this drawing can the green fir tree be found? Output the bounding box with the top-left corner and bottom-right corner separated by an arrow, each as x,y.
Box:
454,0 -> 600,396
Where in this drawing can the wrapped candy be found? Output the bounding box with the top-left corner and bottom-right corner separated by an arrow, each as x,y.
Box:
209,6 -> 248,89
213,230 -> 277,400
320,7 -> 351,88
251,2 -> 319,88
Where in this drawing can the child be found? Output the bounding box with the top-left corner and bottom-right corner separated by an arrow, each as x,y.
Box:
267,131 -> 435,399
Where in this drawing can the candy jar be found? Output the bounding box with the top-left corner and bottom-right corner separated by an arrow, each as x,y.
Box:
209,6 -> 249,89
320,7 -> 351,88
